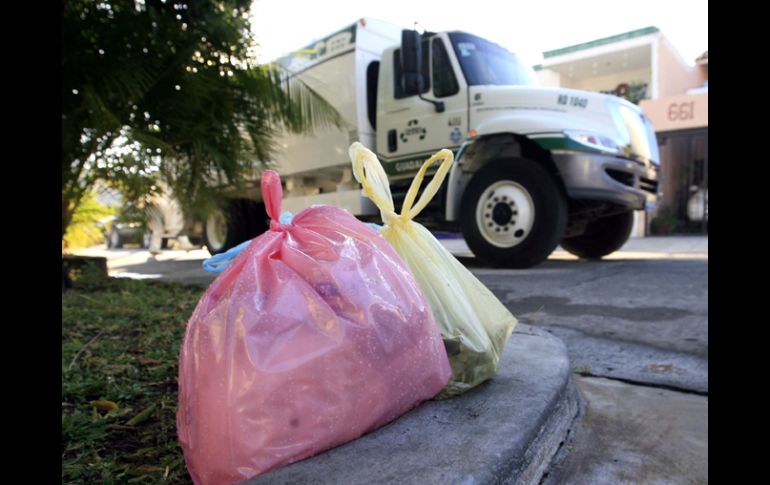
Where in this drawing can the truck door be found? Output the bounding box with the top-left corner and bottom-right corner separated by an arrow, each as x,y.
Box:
377,35 -> 468,179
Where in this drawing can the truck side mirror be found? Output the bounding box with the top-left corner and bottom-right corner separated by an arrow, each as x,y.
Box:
400,29 -> 445,113
401,30 -> 423,95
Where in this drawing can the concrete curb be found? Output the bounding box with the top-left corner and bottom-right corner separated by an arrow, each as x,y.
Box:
511,370 -> 579,485
240,324 -> 580,485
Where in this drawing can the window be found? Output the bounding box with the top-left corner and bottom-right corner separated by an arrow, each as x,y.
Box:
367,61 -> 379,129
449,32 -> 538,87
432,39 -> 459,98
393,40 -> 430,99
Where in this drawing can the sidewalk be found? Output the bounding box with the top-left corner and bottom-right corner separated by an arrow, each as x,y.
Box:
441,235 -> 708,260
619,235 -> 708,253
71,236 -> 709,284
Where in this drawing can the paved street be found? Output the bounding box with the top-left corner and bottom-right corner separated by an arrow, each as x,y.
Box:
477,256 -> 707,393
71,235 -> 708,483
543,376 -> 708,484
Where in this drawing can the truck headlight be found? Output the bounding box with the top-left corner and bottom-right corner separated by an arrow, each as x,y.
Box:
564,130 -> 620,154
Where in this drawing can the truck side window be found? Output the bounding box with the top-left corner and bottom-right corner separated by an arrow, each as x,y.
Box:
432,39 -> 459,98
393,40 -> 430,99
367,61 -> 379,129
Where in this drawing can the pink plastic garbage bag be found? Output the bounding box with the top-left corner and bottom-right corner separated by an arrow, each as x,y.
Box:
177,170 -> 451,485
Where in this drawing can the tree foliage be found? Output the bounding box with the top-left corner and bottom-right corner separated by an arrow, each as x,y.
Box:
62,0 -> 341,238
62,189 -> 117,250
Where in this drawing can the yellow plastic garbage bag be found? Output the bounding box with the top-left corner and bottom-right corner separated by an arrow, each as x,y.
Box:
349,142 -> 517,398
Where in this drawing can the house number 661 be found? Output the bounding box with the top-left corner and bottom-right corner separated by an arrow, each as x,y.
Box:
668,102 -> 695,121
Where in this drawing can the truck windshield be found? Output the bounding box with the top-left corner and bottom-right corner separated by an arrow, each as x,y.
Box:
448,33 -> 537,87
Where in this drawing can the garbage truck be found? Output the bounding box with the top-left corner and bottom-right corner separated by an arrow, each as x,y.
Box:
195,17 -> 661,268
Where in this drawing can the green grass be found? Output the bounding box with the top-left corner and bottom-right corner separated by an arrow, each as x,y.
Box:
62,273 -> 203,484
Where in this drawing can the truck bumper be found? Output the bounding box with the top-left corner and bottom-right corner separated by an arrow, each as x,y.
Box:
551,151 -> 660,210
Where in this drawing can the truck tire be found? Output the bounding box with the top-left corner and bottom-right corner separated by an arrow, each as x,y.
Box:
141,233 -> 167,250
561,210 -> 634,259
107,227 -> 123,249
203,200 -> 269,255
460,159 -> 567,268
203,207 -> 238,255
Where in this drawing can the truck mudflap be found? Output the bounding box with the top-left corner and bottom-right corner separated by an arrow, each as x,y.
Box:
551,151 -> 659,210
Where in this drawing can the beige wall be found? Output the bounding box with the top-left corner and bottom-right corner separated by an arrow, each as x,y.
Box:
568,67 -> 652,93
558,77 -> 578,90
640,92 -> 708,132
657,39 -> 706,98
535,66 -> 651,93
535,69 -> 562,87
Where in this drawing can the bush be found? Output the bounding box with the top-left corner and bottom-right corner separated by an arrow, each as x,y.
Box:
649,207 -> 679,235
63,191 -> 117,250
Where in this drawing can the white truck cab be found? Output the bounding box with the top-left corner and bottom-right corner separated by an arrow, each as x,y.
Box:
200,18 -> 660,268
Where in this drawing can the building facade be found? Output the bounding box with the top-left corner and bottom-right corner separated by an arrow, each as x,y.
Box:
535,28 -> 708,236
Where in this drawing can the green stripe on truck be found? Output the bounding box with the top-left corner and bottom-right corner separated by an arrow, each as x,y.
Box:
531,136 -> 605,154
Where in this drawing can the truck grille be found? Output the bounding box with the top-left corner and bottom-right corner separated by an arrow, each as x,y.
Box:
606,169 -> 634,187
639,177 -> 658,194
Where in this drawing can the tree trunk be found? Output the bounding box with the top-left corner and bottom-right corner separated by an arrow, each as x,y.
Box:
62,192 -> 80,291
62,186 -> 86,241
62,259 -> 72,291
62,201 -> 73,240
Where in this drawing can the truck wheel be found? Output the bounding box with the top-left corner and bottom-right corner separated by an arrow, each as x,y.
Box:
561,210 -> 634,259
108,227 -> 123,249
203,207 -> 237,255
203,200 -> 269,255
461,159 -> 567,268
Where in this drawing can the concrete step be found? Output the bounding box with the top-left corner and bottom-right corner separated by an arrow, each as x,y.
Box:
240,324 -> 579,485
